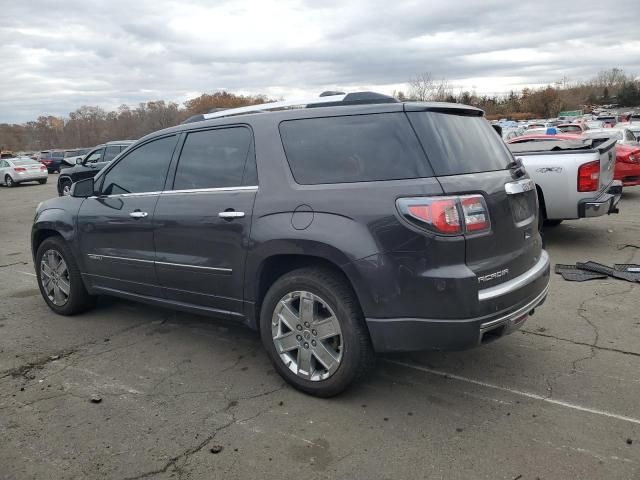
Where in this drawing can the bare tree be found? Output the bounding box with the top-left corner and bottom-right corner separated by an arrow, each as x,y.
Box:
408,72 -> 452,101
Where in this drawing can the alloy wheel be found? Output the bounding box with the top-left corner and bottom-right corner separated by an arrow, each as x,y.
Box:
271,291 -> 343,381
40,249 -> 70,306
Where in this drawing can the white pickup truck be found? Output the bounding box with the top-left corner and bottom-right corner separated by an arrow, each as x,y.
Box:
507,136 -> 622,227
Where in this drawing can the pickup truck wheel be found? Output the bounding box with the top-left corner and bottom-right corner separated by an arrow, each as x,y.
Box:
35,237 -> 96,315
260,267 -> 374,397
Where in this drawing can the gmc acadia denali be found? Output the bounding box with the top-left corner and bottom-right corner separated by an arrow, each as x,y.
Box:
31,92 -> 550,397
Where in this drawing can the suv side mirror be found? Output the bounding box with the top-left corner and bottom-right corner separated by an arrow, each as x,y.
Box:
76,158 -> 83,165
71,178 -> 95,198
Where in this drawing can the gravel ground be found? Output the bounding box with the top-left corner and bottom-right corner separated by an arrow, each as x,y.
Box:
1,175 -> 639,480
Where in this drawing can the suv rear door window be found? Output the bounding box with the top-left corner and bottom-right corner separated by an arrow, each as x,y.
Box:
101,136 -> 177,195
408,111 -> 513,176
173,127 -> 253,190
279,113 -> 433,184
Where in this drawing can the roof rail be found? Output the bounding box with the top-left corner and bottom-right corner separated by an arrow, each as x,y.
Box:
202,94 -> 347,120
200,91 -> 398,121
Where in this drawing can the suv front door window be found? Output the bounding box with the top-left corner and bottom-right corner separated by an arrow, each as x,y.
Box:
77,135 -> 178,297
84,148 -> 104,165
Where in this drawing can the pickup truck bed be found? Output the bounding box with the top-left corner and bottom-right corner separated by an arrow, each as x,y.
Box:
507,136 -> 621,221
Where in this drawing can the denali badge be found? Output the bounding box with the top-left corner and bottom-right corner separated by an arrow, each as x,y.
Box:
478,269 -> 509,283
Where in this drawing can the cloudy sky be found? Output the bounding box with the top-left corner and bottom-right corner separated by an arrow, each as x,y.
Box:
1,0 -> 639,123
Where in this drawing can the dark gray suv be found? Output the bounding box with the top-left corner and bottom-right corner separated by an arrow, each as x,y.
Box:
31,92 -> 550,396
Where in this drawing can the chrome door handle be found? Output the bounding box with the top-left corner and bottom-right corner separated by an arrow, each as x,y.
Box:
129,211 -> 148,218
218,211 -> 245,219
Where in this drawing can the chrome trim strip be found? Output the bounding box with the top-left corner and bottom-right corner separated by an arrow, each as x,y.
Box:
480,283 -> 549,331
478,250 -> 550,301
504,178 -> 535,195
155,260 -> 231,273
87,254 -> 231,273
89,186 -> 257,199
161,186 -> 258,195
89,191 -> 162,199
88,254 -> 154,264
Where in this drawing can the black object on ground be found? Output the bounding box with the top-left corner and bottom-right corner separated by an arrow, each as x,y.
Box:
613,264 -> 640,273
576,262 -> 640,282
554,264 -> 607,282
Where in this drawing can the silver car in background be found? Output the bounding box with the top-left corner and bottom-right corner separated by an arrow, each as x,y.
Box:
0,157 -> 49,187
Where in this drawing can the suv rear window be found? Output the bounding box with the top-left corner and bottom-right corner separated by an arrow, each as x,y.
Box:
408,112 -> 513,176
279,113 -> 433,184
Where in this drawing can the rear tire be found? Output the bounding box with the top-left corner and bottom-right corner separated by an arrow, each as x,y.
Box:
259,267 -> 374,397
5,175 -> 15,187
35,236 -> 96,315
38,179 -> 47,185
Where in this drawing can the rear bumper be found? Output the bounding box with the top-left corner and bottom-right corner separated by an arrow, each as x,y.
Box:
578,181 -> 622,218
14,173 -> 48,183
366,283 -> 548,352
365,251 -> 551,353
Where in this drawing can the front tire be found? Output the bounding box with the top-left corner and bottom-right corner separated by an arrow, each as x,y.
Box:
259,267 -> 374,397
59,177 -> 72,196
5,175 -> 15,187
35,236 -> 96,315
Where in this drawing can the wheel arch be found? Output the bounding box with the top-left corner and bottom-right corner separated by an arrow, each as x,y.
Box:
247,248 -> 372,332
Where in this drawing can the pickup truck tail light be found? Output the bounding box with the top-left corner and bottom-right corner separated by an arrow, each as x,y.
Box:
577,160 -> 600,192
397,195 -> 490,235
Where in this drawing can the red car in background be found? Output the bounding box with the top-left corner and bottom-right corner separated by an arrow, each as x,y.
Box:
614,143 -> 640,187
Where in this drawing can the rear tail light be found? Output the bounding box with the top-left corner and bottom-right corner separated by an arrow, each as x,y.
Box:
397,195 -> 490,235
41,160 -> 52,165
577,160 -> 600,192
40,165 -> 47,171
14,167 -> 26,172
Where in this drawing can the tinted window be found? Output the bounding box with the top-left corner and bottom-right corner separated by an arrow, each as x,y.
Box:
408,112 -> 512,176
50,152 -> 64,159
101,136 -> 176,195
85,148 -> 104,163
103,145 -> 121,162
173,127 -> 252,190
280,113 -> 432,184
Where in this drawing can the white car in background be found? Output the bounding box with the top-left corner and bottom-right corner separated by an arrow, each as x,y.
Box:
62,148 -> 91,167
0,157 -> 48,187
584,127 -> 640,147
615,122 -> 640,142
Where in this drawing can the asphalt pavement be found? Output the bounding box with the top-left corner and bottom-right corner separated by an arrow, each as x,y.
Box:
1,175 -> 638,479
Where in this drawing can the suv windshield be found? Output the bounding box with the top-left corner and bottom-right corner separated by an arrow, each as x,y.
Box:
408,111 -> 513,176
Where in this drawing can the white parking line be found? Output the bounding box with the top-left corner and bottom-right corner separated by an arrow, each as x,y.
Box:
389,360 -> 640,426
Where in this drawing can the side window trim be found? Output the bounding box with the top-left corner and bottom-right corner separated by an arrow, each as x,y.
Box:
166,124 -> 256,191
95,134 -> 178,197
